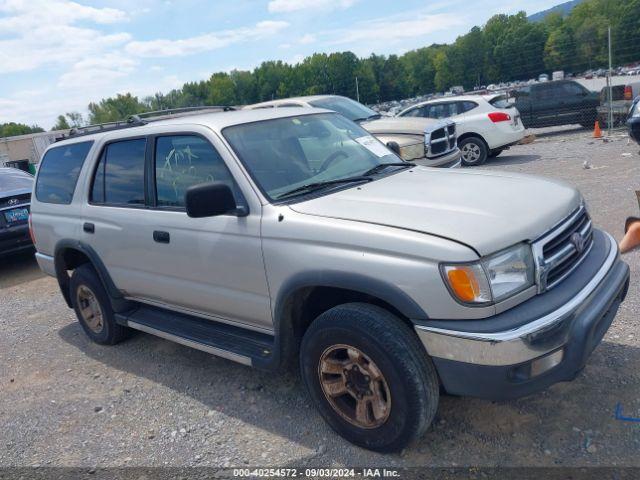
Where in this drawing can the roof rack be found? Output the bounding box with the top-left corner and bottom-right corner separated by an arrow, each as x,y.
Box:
58,105 -> 236,141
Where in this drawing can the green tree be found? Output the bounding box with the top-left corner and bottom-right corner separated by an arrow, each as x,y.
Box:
88,93 -> 148,123
52,115 -> 70,131
0,122 -> 44,137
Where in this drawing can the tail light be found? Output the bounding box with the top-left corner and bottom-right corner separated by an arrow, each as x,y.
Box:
488,112 -> 512,123
28,213 -> 36,246
624,85 -> 633,100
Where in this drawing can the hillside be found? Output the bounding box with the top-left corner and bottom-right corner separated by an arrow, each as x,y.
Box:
528,0 -> 584,22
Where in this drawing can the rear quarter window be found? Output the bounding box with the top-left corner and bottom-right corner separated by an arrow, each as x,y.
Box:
488,96 -> 510,109
35,141 -> 93,204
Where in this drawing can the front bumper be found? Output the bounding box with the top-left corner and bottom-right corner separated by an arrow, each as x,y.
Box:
0,223 -> 33,256
415,231 -> 629,400
413,147 -> 461,168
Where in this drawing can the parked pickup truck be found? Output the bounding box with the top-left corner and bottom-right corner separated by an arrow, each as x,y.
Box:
245,95 -> 461,168
31,107 -> 629,452
510,80 -> 599,128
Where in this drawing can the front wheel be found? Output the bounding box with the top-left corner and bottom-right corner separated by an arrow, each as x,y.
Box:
459,137 -> 488,166
300,303 -> 439,452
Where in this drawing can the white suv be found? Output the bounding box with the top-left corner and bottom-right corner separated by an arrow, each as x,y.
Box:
398,94 -> 525,166
30,107 -> 629,452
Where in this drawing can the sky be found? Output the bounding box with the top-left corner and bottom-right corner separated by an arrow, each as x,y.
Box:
0,0 -> 563,129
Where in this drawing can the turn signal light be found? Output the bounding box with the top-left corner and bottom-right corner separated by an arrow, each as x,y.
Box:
488,112 -> 512,123
447,267 -> 481,302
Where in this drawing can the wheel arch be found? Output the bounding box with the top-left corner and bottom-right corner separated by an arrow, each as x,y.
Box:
53,239 -> 124,309
457,132 -> 489,149
272,271 -> 428,369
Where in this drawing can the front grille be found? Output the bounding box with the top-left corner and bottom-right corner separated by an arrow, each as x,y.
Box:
426,122 -> 457,158
534,207 -> 593,291
0,193 -> 31,209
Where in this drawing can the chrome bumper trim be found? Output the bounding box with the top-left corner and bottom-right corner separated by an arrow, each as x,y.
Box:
415,232 -> 619,366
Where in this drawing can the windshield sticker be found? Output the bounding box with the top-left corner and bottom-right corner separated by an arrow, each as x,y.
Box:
355,136 -> 391,157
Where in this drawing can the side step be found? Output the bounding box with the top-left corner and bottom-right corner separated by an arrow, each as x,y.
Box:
115,306 -> 275,367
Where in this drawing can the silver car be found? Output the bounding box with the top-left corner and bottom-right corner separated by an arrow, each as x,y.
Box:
31,107 -> 629,452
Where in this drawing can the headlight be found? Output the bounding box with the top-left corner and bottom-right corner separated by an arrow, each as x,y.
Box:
441,243 -> 535,305
399,142 -> 425,160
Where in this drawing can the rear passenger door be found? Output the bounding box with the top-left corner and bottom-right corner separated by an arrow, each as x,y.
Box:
82,130 -> 272,331
531,84 -> 561,127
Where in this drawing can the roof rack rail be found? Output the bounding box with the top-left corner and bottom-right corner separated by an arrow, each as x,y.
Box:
131,105 -> 236,121
58,105 -> 236,141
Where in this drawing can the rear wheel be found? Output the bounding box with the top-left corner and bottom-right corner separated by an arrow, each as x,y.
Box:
459,136 -> 488,166
300,303 -> 439,452
70,264 -> 130,345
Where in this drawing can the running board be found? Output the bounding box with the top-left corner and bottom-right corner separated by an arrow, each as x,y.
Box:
115,306 -> 275,367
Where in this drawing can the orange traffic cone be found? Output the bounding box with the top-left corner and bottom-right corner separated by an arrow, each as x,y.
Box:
593,120 -> 602,138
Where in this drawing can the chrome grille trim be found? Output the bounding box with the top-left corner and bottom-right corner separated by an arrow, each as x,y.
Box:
532,205 -> 594,293
425,120 -> 457,159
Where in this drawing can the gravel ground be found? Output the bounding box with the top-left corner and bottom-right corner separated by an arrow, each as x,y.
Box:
1,130 -> 639,470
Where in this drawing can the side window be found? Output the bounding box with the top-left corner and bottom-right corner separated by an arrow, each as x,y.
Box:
154,135 -> 236,208
402,106 -> 425,117
457,101 -> 478,114
91,138 -> 146,206
428,103 -> 455,119
36,141 -> 93,204
562,82 -> 585,96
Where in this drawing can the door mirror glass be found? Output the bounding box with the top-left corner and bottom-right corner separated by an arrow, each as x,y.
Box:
185,182 -> 243,218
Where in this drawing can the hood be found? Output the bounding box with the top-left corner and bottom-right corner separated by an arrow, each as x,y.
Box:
363,116 -> 443,136
289,167 -> 581,256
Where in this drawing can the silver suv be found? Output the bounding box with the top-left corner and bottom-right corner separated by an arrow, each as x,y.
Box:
31,107 -> 630,452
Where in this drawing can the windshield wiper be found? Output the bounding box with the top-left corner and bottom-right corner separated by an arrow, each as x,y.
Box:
352,113 -> 382,123
275,176 -> 373,200
362,162 -> 413,176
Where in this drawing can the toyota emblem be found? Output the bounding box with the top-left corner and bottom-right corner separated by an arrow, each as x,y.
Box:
571,232 -> 585,254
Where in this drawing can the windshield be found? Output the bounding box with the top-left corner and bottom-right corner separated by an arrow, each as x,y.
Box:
0,169 -> 33,192
223,113 -> 401,202
308,97 -> 378,122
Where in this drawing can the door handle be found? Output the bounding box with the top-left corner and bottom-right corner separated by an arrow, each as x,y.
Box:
153,230 -> 170,244
83,222 -> 95,234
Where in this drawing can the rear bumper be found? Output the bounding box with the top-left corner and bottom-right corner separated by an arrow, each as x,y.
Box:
489,126 -> 526,151
415,231 -> 630,400
413,148 -> 461,168
35,252 -> 56,277
0,223 -> 33,256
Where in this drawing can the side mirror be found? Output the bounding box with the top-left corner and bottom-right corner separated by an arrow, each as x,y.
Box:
185,182 -> 246,218
386,141 -> 401,155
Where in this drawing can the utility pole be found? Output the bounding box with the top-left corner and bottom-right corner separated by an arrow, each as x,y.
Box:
608,26 -> 613,135
355,77 -> 360,103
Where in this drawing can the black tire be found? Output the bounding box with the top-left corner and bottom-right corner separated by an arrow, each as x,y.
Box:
299,303 -> 439,452
459,136 -> 488,166
69,264 -> 130,345
488,149 -> 504,158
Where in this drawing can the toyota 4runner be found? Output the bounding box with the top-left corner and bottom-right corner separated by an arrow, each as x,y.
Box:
31,107 -> 630,452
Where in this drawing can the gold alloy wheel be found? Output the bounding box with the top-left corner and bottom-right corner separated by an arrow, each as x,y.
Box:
76,285 -> 104,334
318,344 -> 391,429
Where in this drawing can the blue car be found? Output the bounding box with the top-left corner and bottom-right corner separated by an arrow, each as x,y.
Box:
627,97 -> 640,145
0,167 -> 34,256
